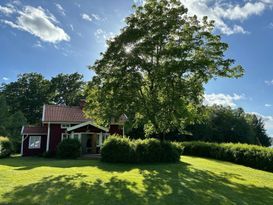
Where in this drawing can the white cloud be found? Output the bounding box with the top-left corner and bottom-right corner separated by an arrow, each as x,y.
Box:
204,93 -> 244,107
81,13 -> 92,22
180,0 -> 273,35
81,13 -> 101,22
1,6 -> 70,43
0,5 -> 15,15
33,40 -> 43,48
55,3 -> 65,16
265,79 -> 273,85
2,77 -> 9,81
91,13 -> 100,21
265,104 -> 272,107
70,24 -> 74,31
94,28 -> 114,40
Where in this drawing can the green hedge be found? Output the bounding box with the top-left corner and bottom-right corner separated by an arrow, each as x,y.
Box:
101,135 -> 182,163
0,136 -> 13,158
181,141 -> 273,172
56,138 -> 81,159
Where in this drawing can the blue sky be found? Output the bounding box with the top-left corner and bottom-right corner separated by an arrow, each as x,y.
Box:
1,0 -> 273,136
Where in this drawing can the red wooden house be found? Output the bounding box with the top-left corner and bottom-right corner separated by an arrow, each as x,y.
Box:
21,103 -> 124,156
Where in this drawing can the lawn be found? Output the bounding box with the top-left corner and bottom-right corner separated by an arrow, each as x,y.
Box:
0,156 -> 273,205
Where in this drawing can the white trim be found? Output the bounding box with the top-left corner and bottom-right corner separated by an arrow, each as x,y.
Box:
46,123 -> 50,151
99,132 -> 103,147
72,133 -> 81,141
20,126 -> 24,135
67,121 -> 109,132
21,135 -> 24,156
61,133 -> 71,140
42,105 -> 45,122
28,136 -> 41,149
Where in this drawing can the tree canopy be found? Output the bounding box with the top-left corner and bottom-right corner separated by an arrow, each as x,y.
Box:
51,73 -> 85,106
186,106 -> 271,146
0,72 -> 85,124
85,0 -> 244,137
1,73 -> 51,124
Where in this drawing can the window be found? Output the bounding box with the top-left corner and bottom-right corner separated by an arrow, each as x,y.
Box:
62,133 -> 70,140
103,133 -> 109,143
73,133 -> 80,141
61,124 -> 71,129
29,136 -> 41,149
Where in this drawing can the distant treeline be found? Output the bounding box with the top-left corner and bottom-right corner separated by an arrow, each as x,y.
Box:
129,106 -> 272,147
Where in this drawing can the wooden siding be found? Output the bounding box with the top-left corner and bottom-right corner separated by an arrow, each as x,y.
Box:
22,135 -> 47,156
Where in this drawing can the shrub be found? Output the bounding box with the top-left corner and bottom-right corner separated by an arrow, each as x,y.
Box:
0,136 -> 13,158
56,138 -> 81,159
101,135 -> 135,163
135,138 -> 162,162
181,141 -> 273,172
101,135 -> 182,163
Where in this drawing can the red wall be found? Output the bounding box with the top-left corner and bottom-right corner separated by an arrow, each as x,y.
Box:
109,124 -> 123,135
49,124 -> 66,153
22,135 -> 47,156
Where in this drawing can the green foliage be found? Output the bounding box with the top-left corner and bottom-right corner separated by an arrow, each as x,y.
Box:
0,96 -> 26,152
181,141 -> 273,172
186,106 -> 271,146
56,139 -> 81,159
0,136 -> 13,158
51,72 -> 85,106
135,138 -> 162,162
0,72 -> 85,124
86,0 -> 244,137
0,95 -> 9,136
1,73 -> 51,124
101,135 -> 181,163
101,135 -> 135,163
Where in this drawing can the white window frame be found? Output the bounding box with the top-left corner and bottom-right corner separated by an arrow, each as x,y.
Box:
61,133 -> 70,140
73,133 -> 81,141
61,124 -> 71,129
28,136 -> 41,149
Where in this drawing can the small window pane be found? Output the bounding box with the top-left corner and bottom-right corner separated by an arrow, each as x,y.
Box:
29,136 -> 41,149
62,133 -> 70,140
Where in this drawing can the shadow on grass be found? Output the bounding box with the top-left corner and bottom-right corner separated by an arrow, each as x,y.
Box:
0,156 -> 97,170
1,162 -> 273,205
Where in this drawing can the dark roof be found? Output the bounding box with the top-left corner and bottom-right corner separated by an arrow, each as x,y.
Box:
22,126 -> 48,135
43,105 -> 90,123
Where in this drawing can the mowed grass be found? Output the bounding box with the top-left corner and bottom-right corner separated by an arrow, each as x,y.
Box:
0,156 -> 273,205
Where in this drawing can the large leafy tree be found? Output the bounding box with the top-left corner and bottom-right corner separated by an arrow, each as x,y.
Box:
247,115 -> 271,147
50,72 -> 85,106
1,73 -> 51,124
0,96 -> 26,152
87,0 -> 243,137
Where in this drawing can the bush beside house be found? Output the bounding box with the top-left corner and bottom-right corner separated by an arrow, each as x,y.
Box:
181,141 -> 273,172
101,135 -> 182,163
56,138 -> 81,159
0,136 -> 13,158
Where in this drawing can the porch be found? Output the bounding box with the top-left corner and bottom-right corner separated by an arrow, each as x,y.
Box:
66,121 -> 109,155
